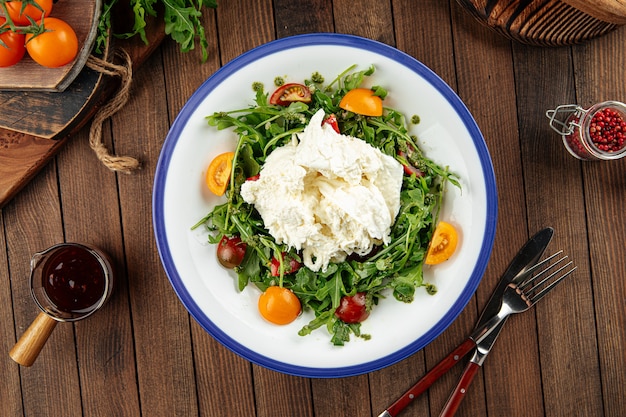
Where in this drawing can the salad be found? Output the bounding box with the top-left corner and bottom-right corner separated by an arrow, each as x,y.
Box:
192,65 -> 459,346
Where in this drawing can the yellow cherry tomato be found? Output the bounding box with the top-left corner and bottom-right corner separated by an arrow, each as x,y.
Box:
339,88 -> 383,116
205,152 -> 234,196
425,221 -> 458,265
258,286 -> 301,325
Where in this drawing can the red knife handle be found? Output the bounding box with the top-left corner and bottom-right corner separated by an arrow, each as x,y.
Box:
385,338 -> 475,416
438,360 -> 481,417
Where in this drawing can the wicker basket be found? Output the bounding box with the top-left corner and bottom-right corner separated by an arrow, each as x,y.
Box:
456,0 -> 626,46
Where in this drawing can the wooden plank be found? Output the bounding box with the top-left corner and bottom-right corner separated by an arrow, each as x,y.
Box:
333,0 -> 395,46
572,27 -> 626,417
0,213 -> 23,416
4,162 -> 83,417
158,6 -> 259,417
450,2 -> 545,416
254,367 -> 315,417
274,0 -> 334,37
0,66 -> 105,138
111,47 -> 201,415
55,121 -> 141,414
513,25 -> 604,417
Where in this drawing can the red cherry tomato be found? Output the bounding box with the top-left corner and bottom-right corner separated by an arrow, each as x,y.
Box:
270,252 -> 300,277
269,83 -> 312,106
5,0 -> 53,26
335,292 -> 370,324
0,18 -> 26,67
216,235 -> 247,269
323,114 -> 340,133
25,17 -> 78,68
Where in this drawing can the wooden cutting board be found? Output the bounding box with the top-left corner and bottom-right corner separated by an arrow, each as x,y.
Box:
0,3 -> 165,208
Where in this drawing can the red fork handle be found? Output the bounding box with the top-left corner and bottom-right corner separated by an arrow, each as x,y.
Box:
384,338 -> 475,416
438,361 -> 481,417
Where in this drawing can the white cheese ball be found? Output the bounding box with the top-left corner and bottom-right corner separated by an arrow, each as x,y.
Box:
240,109 -> 403,272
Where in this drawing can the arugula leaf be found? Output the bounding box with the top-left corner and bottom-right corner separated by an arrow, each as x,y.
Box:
95,0 -> 217,61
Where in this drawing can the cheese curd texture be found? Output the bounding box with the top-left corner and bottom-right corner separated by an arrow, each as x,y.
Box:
240,109 -> 404,272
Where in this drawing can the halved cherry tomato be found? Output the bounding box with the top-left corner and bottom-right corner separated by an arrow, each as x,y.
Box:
425,221 -> 459,265
322,114 -> 340,133
335,292 -> 370,324
269,83 -> 311,106
216,235 -> 247,269
25,17 -> 78,68
0,18 -> 26,67
258,286 -> 301,325
339,88 -> 383,116
205,152 -> 235,196
270,252 -> 301,277
5,0 -> 53,26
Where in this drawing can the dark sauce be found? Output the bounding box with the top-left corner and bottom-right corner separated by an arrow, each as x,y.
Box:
42,246 -> 106,313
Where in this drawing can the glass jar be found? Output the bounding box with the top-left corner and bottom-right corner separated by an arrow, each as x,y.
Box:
546,101 -> 626,161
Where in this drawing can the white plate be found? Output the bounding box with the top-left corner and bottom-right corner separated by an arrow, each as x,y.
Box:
153,34 -> 497,378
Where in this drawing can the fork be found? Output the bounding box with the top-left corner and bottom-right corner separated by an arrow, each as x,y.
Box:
468,251 -> 577,347
439,251 -> 577,416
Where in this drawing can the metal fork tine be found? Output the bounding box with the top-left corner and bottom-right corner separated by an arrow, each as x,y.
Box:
519,252 -> 567,290
529,263 -> 577,304
518,250 -> 563,283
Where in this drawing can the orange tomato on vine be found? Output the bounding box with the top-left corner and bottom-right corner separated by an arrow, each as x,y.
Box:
26,16 -> 78,68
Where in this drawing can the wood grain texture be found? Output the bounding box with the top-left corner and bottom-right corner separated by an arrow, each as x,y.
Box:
0,214 -> 23,416
512,41 -> 604,416
2,1 -> 625,417
115,48 -> 201,416
3,161 -> 83,417
572,27 -> 626,417
0,0 -> 101,91
456,0 -> 622,46
56,116 -> 141,414
562,0 -> 626,24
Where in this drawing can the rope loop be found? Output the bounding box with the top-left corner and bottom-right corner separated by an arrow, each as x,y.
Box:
86,49 -> 140,174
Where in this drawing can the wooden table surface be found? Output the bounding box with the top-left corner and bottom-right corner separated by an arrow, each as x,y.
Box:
2,1 -> 625,416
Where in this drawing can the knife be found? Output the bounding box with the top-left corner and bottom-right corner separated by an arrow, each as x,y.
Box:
378,227 -> 554,417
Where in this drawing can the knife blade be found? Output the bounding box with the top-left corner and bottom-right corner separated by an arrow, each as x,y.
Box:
379,227 -> 554,417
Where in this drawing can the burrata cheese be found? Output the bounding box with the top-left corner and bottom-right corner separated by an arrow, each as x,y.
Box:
240,109 -> 403,272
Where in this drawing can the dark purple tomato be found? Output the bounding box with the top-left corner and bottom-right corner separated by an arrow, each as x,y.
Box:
216,235 -> 247,268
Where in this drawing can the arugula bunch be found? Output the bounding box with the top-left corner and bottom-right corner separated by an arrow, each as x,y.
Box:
96,0 -> 217,61
193,65 -> 459,345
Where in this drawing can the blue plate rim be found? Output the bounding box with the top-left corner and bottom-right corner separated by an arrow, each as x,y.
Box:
153,33 -> 498,378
